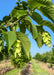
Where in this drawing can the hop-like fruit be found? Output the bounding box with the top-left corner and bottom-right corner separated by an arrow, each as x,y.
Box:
13,40 -> 21,58
48,44 -> 51,48
16,40 -> 21,43
16,44 -> 20,47
42,32 -> 51,48
18,53 -> 21,57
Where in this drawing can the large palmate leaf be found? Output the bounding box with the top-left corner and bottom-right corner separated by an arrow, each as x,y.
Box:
11,9 -> 27,19
30,12 -> 42,24
2,31 -> 17,50
16,32 -> 31,58
27,0 -> 53,9
40,20 -> 54,32
36,33 -> 43,48
38,5 -> 54,22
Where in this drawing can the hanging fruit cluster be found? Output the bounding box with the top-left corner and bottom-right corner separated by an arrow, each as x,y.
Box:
13,40 -> 21,58
42,32 -> 51,48
11,40 -> 31,68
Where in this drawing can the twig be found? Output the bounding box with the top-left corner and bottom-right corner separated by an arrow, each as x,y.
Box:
5,14 -> 28,28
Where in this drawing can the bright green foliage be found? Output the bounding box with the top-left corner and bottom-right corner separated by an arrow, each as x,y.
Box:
20,24 -> 26,33
33,53 -> 41,61
33,45 -> 54,64
31,24 -> 38,39
11,23 -> 19,31
9,22 -> 19,31
11,9 -> 28,19
16,32 -> 31,58
0,0 -> 54,68
2,31 -> 17,50
40,20 -> 54,32
32,60 -> 49,75
35,26 -> 51,48
4,68 -> 19,75
36,33 -> 43,48
22,19 -> 38,39
0,46 -> 9,61
30,12 -> 42,24
27,0 -> 53,9
49,45 -> 54,64
0,40 -> 3,44
0,40 -> 3,52
24,16 -> 32,22
0,52 -> 3,61
11,48 -> 31,68
42,32 -> 51,48
35,26 -> 44,48
3,16 -> 11,24
38,5 -> 54,22
28,0 -> 54,22
18,0 -> 21,1
2,46 -> 9,59
0,46 -> 3,52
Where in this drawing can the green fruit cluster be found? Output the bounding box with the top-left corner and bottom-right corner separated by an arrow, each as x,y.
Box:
42,32 -> 51,48
13,40 -> 21,58
11,47 -> 31,68
11,40 -> 31,68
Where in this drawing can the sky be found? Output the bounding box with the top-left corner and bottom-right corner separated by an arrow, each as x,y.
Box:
0,0 -> 54,57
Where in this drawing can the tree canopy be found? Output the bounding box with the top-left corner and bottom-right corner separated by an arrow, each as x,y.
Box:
0,0 -> 54,68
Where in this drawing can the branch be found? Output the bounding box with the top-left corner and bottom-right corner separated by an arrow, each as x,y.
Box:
5,14 -> 28,28
5,17 -> 13,27
5,7 -> 36,28
5,19 -> 19,27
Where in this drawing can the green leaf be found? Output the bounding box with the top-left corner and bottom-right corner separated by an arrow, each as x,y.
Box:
0,46 -> 3,52
16,32 -> 31,58
38,5 -> 54,22
0,40 -> 3,45
40,20 -> 54,32
24,16 -> 32,22
2,31 -> 17,50
30,12 -> 42,24
20,24 -> 26,33
31,24 -> 38,39
35,26 -> 44,48
11,9 -> 27,19
18,0 -> 21,1
15,23 -> 19,30
23,20 -> 38,39
27,0 -> 53,9
0,26 -> 7,32
8,22 -> 19,31
36,25 -> 44,33
3,16 -> 11,24
0,21 -> 5,26
12,23 -> 19,31
36,33 -> 43,48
